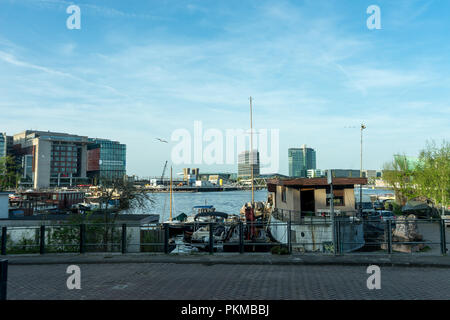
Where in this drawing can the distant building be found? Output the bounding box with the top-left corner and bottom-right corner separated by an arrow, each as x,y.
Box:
87,138 -> 126,184
238,150 -> 260,178
307,169 -> 323,178
393,155 -> 420,171
322,169 -> 362,178
12,130 -> 91,189
0,133 -> 13,158
288,145 -> 316,177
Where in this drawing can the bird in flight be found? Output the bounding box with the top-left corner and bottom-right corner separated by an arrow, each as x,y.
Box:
156,138 -> 168,143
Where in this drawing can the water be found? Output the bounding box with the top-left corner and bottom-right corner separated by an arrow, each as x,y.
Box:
142,190 -> 268,222
135,188 -> 393,222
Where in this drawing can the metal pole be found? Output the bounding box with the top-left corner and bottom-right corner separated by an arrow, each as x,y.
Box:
387,220 -> 392,254
239,221 -> 244,254
1,227 -> 6,256
360,124 -> 365,215
330,183 -> 336,255
0,259 -> 7,300
79,224 -> 85,254
40,225 -> 45,255
441,218 -> 447,255
121,224 -> 127,254
250,96 -> 254,206
209,223 -> 214,254
163,224 -> 169,254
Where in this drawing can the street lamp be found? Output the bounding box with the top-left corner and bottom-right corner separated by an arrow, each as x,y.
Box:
360,123 -> 366,214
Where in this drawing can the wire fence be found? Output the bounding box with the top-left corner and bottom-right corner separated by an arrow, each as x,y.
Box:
0,217 -> 449,256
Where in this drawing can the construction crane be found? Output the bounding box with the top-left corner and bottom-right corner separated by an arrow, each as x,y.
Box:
161,160 -> 168,186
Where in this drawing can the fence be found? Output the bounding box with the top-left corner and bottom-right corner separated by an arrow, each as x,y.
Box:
0,217 -> 449,256
0,259 -> 6,300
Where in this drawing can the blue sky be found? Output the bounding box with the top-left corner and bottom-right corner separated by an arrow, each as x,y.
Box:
0,0 -> 449,177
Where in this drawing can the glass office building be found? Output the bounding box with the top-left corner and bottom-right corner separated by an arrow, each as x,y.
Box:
87,139 -> 126,182
288,145 -> 316,177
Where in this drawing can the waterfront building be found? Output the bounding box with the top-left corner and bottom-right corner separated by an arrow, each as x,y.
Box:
307,169 -> 323,178
0,133 -> 13,158
288,145 -> 316,178
322,169 -> 362,178
238,150 -> 260,178
12,130 -> 91,189
87,138 -> 126,184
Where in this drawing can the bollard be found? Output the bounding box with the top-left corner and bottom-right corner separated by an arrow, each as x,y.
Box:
163,224 -> 169,254
40,225 -> 45,255
79,224 -> 86,254
121,224 -> 127,254
239,222 -> 244,254
441,219 -> 447,255
209,223 -> 214,254
0,259 -> 7,300
1,227 -> 6,256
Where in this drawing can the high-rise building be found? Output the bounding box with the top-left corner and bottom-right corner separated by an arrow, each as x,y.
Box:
0,133 -> 7,158
87,138 -> 126,183
12,130 -> 91,188
238,150 -> 260,178
288,145 -> 316,177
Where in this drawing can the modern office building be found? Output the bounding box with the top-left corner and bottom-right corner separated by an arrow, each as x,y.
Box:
87,138 -> 126,184
12,130 -> 92,188
0,133 -> 13,158
238,150 -> 260,178
288,145 -> 316,178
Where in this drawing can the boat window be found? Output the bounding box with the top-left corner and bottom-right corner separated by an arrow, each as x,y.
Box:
281,187 -> 286,203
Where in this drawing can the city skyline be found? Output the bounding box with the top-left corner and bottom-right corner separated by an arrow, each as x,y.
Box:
1,0 -> 449,176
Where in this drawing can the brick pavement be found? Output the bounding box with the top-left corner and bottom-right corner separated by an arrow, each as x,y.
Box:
6,263 -> 450,300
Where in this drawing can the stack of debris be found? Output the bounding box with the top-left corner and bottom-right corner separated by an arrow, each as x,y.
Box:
383,214 -> 424,253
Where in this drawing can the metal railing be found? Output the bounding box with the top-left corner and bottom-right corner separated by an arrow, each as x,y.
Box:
0,217 -> 448,256
0,259 -> 7,300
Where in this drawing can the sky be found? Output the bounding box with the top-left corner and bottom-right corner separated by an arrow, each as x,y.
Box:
0,0 -> 449,177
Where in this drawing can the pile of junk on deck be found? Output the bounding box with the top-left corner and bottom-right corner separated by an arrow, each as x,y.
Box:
161,177 -> 441,254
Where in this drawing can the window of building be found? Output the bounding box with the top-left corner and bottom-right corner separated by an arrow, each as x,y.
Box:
281,187 -> 286,203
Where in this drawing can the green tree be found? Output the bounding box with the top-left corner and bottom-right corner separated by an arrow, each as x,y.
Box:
382,154 -> 417,205
414,140 -> 450,215
0,155 -> 21,190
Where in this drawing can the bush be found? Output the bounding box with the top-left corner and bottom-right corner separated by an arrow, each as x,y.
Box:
270,245 -> 289,255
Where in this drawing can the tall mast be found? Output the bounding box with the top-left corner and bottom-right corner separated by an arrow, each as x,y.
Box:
170,166 -> 173,222
250,96 -> 254,206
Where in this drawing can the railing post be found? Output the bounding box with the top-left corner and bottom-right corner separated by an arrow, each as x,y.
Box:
209,223 -> 214,254
387,220 -> 392,254
1,227 -> 6,256
287,220 -> 292,254
0,259 -> 7,301
40,225 -> 45,255
441,218 -> 447,255
79,224 -> 86,254
121,224 -> 127,254
163,224 -> 169,254
335,219 -> 341,255
239,221 -> 244,254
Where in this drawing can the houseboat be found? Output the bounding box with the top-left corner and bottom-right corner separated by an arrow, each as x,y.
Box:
266,177 -> 367,253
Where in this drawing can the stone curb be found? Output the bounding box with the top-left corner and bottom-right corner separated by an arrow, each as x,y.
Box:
2,253 -> 450,268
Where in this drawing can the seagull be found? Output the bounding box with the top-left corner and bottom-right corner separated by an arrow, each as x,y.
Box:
156,138 -> 168,143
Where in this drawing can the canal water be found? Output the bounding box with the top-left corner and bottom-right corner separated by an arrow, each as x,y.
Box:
131,188 -> 393,223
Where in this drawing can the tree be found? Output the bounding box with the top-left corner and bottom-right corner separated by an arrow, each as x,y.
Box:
414,140 -> 450,215
91,177 -> 154,250
0,155 -> 21,191
382,154 -> 417,205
